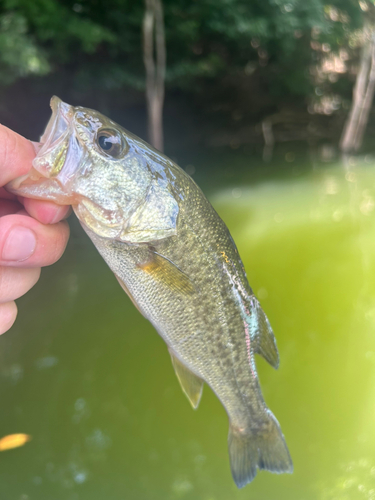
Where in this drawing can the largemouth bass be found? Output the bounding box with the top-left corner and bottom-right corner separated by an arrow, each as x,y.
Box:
8,97 -> 292,487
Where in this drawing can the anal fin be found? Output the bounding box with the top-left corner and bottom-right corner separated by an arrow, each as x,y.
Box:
169,349 -> 203,409
250,297 -> 279,369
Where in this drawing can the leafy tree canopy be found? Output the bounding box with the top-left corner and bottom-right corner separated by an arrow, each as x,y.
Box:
0,0 -> 372,114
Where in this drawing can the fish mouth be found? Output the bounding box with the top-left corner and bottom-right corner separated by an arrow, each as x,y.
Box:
7,96 -> 79,204
37,96 -> 73,171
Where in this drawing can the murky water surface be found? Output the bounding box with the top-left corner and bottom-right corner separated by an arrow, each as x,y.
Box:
1,153 -> 375,500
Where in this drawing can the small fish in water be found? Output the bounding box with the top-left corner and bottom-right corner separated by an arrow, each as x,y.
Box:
8,97 -> 292,487
0,433 -> 31,451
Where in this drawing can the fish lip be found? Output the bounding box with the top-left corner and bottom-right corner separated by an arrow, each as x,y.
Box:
37,96 -> 73,162
7,167 -> 46,192
6,96 -> 76,201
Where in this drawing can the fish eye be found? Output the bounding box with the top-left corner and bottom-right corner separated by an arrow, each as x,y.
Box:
96,129 -> 126,158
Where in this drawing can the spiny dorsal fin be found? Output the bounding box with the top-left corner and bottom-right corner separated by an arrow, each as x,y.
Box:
169,349 -> 203,409
250,297 -> 279,369
138,252 -> 196,296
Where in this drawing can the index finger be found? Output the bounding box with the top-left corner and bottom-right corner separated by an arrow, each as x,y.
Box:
0,125 -> 36,187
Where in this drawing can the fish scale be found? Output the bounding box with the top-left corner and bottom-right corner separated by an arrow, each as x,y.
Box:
7,96 -> 293,488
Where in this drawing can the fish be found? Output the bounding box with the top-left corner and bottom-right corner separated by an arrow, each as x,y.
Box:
7,96 -> 293,487
0,433 -> 31,451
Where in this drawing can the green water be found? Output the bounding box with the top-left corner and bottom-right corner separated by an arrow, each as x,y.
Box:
1,154 -> 375,500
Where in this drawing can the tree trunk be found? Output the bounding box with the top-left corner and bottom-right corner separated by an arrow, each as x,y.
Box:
143,0 -> 166,152
352,35 -> 375,150
340,33 -> 375,154
262,118 -> 274,162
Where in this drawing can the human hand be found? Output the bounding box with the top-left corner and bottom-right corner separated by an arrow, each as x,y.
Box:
0,124 -> 70,334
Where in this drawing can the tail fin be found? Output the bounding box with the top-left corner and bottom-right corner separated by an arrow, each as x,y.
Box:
228,410 -> 293,488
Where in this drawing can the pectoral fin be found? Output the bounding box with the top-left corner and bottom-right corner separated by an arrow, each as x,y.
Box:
169,349 -> 203,409
138,252 -> 196,296
250,297 -> 279,369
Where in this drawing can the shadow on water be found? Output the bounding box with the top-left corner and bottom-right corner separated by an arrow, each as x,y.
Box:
0,149 -> 375,500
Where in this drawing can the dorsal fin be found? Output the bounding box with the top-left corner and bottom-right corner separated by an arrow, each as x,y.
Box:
250,297 -> 279,369
138,252 -> 196,296
169,349 -> 203,409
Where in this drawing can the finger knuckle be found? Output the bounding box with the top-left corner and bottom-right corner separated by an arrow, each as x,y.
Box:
0,267 -> 40,302
0,125 -> 19,169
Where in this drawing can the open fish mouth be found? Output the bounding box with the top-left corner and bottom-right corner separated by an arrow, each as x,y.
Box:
6,97 -> 80,204
37,96 -> 73,168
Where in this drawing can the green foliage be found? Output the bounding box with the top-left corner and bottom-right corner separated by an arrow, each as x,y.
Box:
0,0 -> 371,112
3,0 -> 116,61
0,12 -> 49,84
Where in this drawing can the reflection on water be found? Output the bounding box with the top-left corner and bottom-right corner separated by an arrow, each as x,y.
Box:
0,155 -> 375,499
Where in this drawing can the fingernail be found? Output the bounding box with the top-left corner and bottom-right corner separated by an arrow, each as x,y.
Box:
50,207 -> 66,224
2,226 -> 37,262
